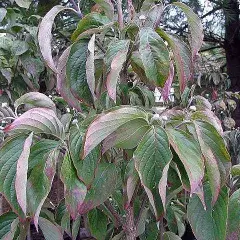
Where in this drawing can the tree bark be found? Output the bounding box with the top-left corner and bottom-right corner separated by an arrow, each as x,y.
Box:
223,0 -> 240,126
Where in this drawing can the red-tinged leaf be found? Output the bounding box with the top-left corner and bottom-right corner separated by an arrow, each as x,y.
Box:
39,217 -> 64,240
27,149 -> 59,229
14,92 -> 56,112
160,61 -> 174,101
93,0 -> 114,20
15,132 -> 33,215
107,49 -> 129,102
172,2 -> 204,61
159,162 -> 170,212
61,153 -> 87,220
78,163 -> 120,214
157,29 -> 192,92
0,136 -> 30,217
83,106 -> 148,158
4,108 -> 64,139
2,218 -> 19,240
57,47 -> 82,112
38,6 -> 73,73
86,34 -> 96,100
66,39 -> 94,105
139,27 -> 170,87
166,128 -> 205,194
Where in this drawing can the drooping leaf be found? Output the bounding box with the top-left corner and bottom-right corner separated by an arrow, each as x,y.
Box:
57,47 -> 82,112
38,5 -> 72,73
61,153 -> 87,220
86,34 -> 96,100
83,106 -> 148,158
139,27 -> 170,87
39,217 -> 64,240
134,126 -> 172,217
0,135 -> 30,217
157,29 -> 191,92
0,212 -> 18,239
4,108 -> 64,139
88,208 -> 108,240
145,3 -> 164,28
106,48 -> 129,102
227,189 -> 240,239
187,184 -> 229,240
71,13 -> 110,41
69,127 -> 100,187
163,232 -> 182,240
78,163 -> 120,214
102,118 -> 150,153
93,0 -> 114,20
166,128 -> 204,194
28,149 -> 59,229
172,2 -> 204,61
15,132 -> 33,215
194,120 -> 231,187
66,39 -> 93,105
15,0 -> 32,8
14,92 -> 56,112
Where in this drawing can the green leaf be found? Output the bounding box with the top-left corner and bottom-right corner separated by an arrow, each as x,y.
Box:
15,133 -> 33,215
134,126 -> 172,217
69,127 -> 100,187
139,27 -> 170,87
11,40 -> 29,56
0,135 -> 30,217
193,121 -> 231,187
4,108 -> 64,139
61,153 -> 87,220
71,13 -> 110,41
163,232 -> 181,240
66,39 -> 93,105
88,208 -> 108,240
15,0 -> 32,8
15,92 -> 56,112
231,164 -> 240,176
227,189 -> 240,239
0,8 -> 7,23
187,184 -> 229,240
83,106 -> 148,158
79,163 -> 120,214
172,2 -> 203,60
93,0 -> 114,20
0,212 -> 18,239
167,128 -> 204,194
27,149 -> 59,228
157,29 -> 191,92
102,118 -> 150,152
39,217 -> 64,240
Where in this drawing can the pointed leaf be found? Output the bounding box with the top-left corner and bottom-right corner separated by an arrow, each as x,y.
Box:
157,29 -> 191,92
93,0 -> 114,20
187,184 -> 229,240
83,107 -> 148,158
38,6 -> 73,73
15,132 -> 33,215
0,136 -> 30,217
4,108 -> 64,139
39,217 -> 64,240
57,47 -> 82,112
167,128 -> 204,193
172,2 -> 204,61
61,153 -> 87,220
86,34 -> 96,100
139,27 -> 170,87
66,39 -> 93,105
78,163 -> 120,214
0,212 -> 18,239
71,13 -> 110,41
15,92 -> 56,112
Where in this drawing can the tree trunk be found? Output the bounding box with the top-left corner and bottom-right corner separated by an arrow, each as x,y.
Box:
223,0 -> 240,126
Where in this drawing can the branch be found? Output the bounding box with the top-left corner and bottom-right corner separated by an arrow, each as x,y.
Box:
117,0 -> 124,30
